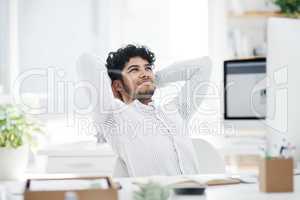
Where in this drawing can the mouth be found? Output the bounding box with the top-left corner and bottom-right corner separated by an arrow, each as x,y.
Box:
139,80 -> 153,85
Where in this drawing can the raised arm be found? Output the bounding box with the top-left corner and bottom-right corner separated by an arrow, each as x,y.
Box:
155,57 -> 212,121
76,53 -> 123,142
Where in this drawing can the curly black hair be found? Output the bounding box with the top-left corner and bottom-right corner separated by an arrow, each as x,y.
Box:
105,44 -> 156,81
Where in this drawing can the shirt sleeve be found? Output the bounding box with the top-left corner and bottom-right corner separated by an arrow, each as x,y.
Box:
76,53 -> 123,142
155,56 -> 212,122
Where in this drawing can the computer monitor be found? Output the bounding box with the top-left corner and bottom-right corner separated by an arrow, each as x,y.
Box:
224,58 -> 266,120
266,18 -> 300,161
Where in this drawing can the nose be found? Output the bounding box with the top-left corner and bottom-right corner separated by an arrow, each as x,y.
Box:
139,67 -> 151,79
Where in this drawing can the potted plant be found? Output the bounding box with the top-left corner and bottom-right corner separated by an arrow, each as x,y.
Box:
0,104 -> 42,180
274,0 -> 300,17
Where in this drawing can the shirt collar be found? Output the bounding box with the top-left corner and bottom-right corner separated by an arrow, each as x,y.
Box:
133,99 -> 157,113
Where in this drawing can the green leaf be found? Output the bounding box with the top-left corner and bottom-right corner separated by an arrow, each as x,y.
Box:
274,0 -> 300,15
134,182 -> 170,200
0,104 -> 43,149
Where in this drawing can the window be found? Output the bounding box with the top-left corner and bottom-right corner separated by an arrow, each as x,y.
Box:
1,0 -> 209,143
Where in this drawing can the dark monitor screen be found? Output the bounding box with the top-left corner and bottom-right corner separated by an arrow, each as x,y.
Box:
224,58 -> 266,120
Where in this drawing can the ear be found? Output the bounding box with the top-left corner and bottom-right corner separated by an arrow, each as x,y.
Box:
111,80 -> 124,100
112,80 -> 124,92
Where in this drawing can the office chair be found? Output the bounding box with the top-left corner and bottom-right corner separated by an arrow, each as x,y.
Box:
192,138 -> 226,174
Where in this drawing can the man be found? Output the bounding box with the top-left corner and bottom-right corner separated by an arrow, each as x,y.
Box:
78,44 -> 212,176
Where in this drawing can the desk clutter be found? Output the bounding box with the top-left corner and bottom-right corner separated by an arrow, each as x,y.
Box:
259,158 -> 294,193
132,176 -> 244,199
24,176 -> 118,200
22,175 -> 245,200
258,135 -> 295,193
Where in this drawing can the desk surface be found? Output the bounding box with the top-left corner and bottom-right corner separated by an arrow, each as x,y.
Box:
117,175 -> 300,200
1,174 -> 300,200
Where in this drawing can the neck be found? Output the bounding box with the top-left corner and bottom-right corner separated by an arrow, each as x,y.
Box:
120,91 -> 152,105
121,94 -> 134,104
121,94 -> 152,105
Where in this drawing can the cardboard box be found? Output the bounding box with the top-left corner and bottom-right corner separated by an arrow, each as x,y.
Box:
24,176 -> 118,200
259,158 -> 293,193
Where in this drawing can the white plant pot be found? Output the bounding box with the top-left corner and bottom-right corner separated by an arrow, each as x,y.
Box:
0,144 -> 29,180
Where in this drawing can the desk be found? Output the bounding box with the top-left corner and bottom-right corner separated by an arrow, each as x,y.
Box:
1,174 -> 300,200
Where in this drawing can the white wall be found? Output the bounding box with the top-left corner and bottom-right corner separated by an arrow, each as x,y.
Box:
18,0 -> 96,93
0,0 -> 9,93
0,0 -> 19,94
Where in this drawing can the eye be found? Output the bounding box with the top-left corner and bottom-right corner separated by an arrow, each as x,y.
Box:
129,68 -> 139,73
145,65 -> 153,71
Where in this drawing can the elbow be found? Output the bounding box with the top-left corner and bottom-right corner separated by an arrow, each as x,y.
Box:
196,56 -> 212,80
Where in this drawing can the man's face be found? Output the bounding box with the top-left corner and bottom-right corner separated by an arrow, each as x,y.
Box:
120,56 -> 156,100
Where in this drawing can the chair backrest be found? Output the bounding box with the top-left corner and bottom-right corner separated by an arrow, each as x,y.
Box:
192,138 -> 226,174
113,139 -> 226,177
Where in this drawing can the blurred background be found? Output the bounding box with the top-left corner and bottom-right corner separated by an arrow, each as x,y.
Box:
0,0 -> 287,173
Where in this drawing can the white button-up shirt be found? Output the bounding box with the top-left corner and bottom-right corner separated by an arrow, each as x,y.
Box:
77,54 -> 212,177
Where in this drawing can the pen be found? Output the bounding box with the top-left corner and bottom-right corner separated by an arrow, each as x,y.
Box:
279,146 -> 286,157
